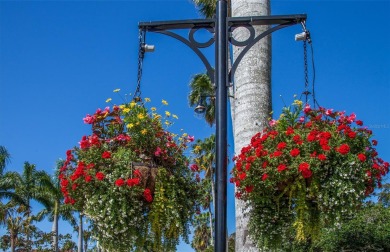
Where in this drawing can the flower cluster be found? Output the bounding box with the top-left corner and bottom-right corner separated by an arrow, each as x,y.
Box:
59,91 -> 198,251
231,100 -> 389,247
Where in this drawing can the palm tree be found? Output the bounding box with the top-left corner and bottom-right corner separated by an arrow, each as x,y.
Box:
188,73 -> 216,126
1,162 -> 54,247
231,1 -> 271,251
193,0 -> 271,250
192,134 -> 216,244
0,146 -> 11,175
35,162 -> 77,252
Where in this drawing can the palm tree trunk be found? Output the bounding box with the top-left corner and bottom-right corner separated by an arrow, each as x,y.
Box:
78,213 -> 83,252
231,0 -> 271,251
10,230 -> 16,252
52,200 -> 59,252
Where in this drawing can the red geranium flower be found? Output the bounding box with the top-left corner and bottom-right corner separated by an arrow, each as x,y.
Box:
318,154 -> 327,161
143,188 -> 153,202
277,142 -> 287,150
298,162 -> 312,178
358,153 -> 366,162
95,172 -> 105,181
277,164 -> 287,172
337,144 -> 350,155
102,151 -> 111,159
290,148 -> 300,157
245,185 -> 254,193
115,178 -> 125,187
262,174 -> 268,181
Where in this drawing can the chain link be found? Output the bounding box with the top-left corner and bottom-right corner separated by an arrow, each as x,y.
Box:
133,29 -> 145,101
303,39 -> 310,103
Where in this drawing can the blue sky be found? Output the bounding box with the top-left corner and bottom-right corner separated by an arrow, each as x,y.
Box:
0,0 -> 389,251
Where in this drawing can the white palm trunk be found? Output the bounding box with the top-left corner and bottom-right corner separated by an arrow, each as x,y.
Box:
231,0 -> 271,251
78,213 -> 83,252
52,200 -> 59,252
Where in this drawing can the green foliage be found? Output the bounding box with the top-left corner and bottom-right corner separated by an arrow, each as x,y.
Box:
188,73 -> 215,126
315,203 -> 390,251
59,95 -> 199,251
232,101 -> 389,248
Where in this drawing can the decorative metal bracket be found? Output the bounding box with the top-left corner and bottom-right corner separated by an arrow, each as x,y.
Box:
138,14 -> 306,84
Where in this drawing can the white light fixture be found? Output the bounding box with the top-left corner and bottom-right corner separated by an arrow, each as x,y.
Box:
142,44 -> 155,52
295,31 -> 307,41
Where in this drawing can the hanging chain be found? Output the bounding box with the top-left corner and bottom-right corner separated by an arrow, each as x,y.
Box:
133,29 -> 145,102
303,39 -> 310,103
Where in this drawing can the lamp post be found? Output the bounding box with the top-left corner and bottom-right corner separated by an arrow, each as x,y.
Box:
138,2 -> 306,251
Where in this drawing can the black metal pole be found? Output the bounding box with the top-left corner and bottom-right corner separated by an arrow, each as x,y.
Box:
215,1 -> 228,251
138,12 -> 306,252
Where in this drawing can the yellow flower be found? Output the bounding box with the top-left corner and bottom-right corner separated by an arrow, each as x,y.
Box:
106,98 -> 112,103
122,108 -> 130,113
165,111 -> 171,117
194,145 -> 202,153
182,133 -> 188,137
172,114 -> 178,119
154,114 -> 161,120
164,121 -> 170,126
162,99 -> 168,105
126,123 -> 134,129
137,113 -> 145,120
293,100 -> 303,106
130,102 -> 136,108
144,98 -> 151,102
119,105 -> 125,109
113,88 -> 120,93
151,107 -> 157,111
141,129 -> 147,135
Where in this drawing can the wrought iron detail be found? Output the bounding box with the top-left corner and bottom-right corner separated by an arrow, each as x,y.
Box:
139,14 -> 306,85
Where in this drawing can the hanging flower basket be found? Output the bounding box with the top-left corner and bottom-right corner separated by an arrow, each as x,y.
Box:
59,93 -> 199,251
231,100 -> 389,248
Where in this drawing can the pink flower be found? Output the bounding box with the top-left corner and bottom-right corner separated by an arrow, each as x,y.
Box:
299,116 -> 305,123
154,147 -> 162,157
187,135 -> 195,142
83,114 -> 95,124
347,113 -> 356,123
269,119 -> 277,127
325,109 -> 333,116
303,104 -> 311,114
190,164 -> 199,172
